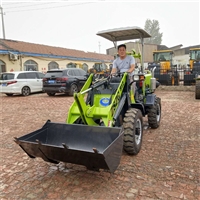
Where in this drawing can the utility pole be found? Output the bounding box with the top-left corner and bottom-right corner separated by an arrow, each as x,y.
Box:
0,1 -> 5,39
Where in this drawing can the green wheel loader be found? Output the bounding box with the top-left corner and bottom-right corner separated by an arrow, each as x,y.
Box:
14,27 -> 161,173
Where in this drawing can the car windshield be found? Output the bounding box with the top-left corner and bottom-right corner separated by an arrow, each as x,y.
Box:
0,73 -> 15,80
44,71 -> 63,78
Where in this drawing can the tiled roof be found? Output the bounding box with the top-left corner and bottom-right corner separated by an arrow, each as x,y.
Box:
0,39 -> 114,62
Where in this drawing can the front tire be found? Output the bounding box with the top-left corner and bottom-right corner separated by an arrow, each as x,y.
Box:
22,86 -> 30,96
47,92 -> 55,96
123,108 -> 143,155
69,84 -> 78,96
195,80 -> 200,99
148,97 -> 161,128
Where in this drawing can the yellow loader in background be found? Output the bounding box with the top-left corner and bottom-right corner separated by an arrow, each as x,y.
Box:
147,50 -> 179,85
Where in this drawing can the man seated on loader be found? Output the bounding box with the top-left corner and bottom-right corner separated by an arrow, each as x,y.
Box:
111,44 -> 135,75
111,44 -> 137,97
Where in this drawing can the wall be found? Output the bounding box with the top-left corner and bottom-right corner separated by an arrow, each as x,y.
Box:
106,42 -> 158,63
0,54 -> 112,73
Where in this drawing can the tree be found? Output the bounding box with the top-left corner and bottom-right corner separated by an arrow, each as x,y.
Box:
143,19 -> 163,45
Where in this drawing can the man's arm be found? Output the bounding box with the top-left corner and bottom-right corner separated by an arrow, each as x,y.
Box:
127,56 -> 135,73
111,67 -> 117,74
127,63 -> 135,73
111,59 -> 117,74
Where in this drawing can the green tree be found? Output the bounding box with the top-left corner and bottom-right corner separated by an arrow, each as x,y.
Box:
143,19 -> 163,45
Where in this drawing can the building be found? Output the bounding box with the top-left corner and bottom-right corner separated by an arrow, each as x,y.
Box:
1,38 -> 199,74
0,39 -> 114,73
106,42 -> 200,69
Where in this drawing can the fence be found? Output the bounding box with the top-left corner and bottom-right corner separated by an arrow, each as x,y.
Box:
153,65 -> 200,86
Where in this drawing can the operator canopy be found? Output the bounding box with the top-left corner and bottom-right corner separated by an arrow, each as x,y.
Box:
96,26 -> 151,42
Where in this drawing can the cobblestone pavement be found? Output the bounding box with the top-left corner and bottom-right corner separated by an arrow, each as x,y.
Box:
0,91 -> 200,200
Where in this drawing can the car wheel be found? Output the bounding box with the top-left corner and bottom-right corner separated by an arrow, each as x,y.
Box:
22,86 -> 30,96
47,93 -> 55,96
69,84 -> 78,96
5,93 -> 13,96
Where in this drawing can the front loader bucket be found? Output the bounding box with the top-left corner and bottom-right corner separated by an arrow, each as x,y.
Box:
14,121 -> 124,173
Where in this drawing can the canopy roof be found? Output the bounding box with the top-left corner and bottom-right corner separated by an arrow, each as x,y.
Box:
97,26 -> 151,42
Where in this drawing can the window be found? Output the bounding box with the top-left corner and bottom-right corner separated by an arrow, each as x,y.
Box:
68,70 -> 75,76
24,60 -> 38,71
37,72 -> 45,79
48,61 -> 59,70
0,73 -> 14,80
25,72 -> 38,79
82,63 -> 89,72
190,50 -> 200,60
77,69 -> 87,76
17,73 -> 26,79
67,62 -> 77,68
0,60 -> 6,73
44,71 -> 63,78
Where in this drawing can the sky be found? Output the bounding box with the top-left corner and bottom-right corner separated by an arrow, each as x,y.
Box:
0,0 -> 199,54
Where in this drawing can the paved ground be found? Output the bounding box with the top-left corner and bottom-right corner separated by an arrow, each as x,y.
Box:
0,90 -> 200,200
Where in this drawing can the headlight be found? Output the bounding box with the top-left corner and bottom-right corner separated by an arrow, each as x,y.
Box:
133,75 -> 139,81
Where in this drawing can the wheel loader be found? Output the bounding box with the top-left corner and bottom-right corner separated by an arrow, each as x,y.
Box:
88,62 -> 110,78
14,26 -> 161,173
148,50 -> 179,85
195,76 -> 200,99
184,48 -> 200,86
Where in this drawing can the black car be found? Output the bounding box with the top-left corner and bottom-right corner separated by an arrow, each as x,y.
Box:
42,68 -> 88,96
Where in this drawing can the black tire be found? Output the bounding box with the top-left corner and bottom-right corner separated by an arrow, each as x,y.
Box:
47,92 -> 55,96
123,108 -> 143,155
5,93 -> 13,96
147,97 -> 161,129
195,80 -> 200,99
21,86 -> 30,96
69,83 -> 78,96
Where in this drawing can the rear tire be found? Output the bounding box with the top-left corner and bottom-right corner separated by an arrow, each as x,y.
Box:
195,80 -> 200,99
69,84 -> 78,96
147,97 -> 161,129
47,92 -> 55,96
22,86 -> 30,96
5,93 -> 13,96
123,108 -> 143,155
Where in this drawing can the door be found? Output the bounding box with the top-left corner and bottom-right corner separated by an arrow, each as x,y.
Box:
25,72 -> 41,92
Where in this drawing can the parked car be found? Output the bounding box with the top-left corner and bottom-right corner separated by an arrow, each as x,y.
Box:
42,68 -> 88,96
0,71 -> 44,96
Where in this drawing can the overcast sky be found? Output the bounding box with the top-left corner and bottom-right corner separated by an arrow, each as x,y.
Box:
0,0 -> 199,54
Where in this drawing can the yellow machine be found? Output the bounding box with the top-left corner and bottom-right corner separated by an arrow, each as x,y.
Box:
67,62 -> 89,72
184,48 -> 200,86
88,62 -> 110,77
188,48 -> 200,70
152,50 -> 174,74
148,50 -> 178,85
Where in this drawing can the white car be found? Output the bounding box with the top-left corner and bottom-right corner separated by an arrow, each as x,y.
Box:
0,71 -> 44,96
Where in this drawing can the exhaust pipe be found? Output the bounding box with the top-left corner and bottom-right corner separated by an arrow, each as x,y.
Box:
150,67 -> 157,91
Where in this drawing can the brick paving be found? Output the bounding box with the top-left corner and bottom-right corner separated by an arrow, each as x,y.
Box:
0,91 -> 200,200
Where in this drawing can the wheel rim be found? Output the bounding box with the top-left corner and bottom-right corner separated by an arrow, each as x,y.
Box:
135,118 -> 142,145
71,84 -> 78,93
156,103 -> 161,122
22,87 -> 30,96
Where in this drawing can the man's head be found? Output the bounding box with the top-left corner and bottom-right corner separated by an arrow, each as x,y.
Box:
117,44 -> 126,59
